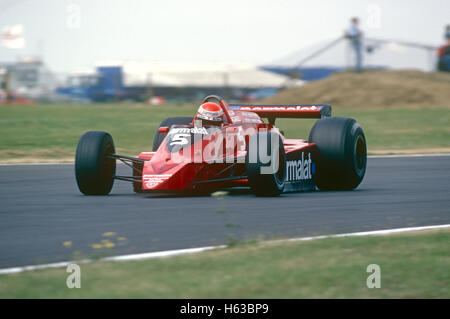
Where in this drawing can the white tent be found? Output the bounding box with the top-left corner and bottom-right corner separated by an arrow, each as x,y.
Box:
94,60 -> 303,88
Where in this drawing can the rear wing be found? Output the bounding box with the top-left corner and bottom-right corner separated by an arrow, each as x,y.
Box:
229,104 -> 331,123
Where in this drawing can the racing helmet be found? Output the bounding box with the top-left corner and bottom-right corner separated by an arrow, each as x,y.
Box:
195,102 -> 225,126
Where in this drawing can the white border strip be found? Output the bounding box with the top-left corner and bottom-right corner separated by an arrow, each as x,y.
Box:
279,223 -> 450,242
0,224 -> 449,276
0,153 -> 449,166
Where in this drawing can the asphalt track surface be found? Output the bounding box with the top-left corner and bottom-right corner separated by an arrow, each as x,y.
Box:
0,156 -> 449,268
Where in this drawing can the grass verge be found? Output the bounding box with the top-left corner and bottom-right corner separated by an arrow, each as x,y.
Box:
0,229 -> 448,298
0,103 -> 449,163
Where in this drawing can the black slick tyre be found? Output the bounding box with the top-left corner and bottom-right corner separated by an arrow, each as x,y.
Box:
75,131 -> 116,195
309,117 -> 367,190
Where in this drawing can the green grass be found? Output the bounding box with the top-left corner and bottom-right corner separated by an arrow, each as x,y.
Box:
0,229 -> 448,298
0,103 -> 449,162
0,103 -> 195,162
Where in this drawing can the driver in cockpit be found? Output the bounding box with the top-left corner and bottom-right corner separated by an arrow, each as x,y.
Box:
194,102 -> 225,127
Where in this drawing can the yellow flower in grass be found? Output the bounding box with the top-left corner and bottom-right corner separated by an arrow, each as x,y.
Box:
102,232 -> 116,237
91,243 -> 103,249
211,191 -> 229,198
62,241 -> 72,248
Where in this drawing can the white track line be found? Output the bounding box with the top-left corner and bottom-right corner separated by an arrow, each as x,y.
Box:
0,224 -> 449,276
278,224 -> 450,242
0,153 -> 449,166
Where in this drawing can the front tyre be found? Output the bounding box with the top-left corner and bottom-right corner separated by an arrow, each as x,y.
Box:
309,117 -> 367,190
75,131 -> 116,195
246,131 -> 286,196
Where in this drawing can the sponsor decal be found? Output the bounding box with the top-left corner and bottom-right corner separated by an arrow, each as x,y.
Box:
239,105 -> 320,112
169,127 -> 208,135
286,152 -> 313,182
167,127 -> 211,149
143,174 -> 172,188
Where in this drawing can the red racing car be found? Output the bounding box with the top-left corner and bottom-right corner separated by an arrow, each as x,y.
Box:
75,95 -> 367,196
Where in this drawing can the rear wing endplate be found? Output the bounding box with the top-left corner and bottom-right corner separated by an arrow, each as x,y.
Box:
229,104 -> 331,123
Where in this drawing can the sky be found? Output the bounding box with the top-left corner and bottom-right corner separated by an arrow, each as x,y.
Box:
0,0 -> 449,73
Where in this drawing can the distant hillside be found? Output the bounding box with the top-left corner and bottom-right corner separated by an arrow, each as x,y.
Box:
262,70 -> 450,108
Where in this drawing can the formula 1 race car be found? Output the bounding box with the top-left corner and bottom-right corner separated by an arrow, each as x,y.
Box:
75,95 -> 367,196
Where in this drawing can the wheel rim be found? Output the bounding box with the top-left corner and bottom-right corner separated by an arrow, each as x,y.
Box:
275,146 -> 286,185
355,135 -> 366,171
103,142 -> 115,180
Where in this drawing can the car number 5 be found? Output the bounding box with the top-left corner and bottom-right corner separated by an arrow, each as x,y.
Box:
170,133 -> 190,146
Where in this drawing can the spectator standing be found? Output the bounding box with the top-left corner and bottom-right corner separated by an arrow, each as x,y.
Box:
0,69 -> 11,104
445,25 -> 450,43
437,25 -> 450,71
345,17 -> 363,73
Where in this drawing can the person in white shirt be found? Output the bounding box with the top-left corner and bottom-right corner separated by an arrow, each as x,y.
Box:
345,17 -> 363,73
445,25 -> 450,44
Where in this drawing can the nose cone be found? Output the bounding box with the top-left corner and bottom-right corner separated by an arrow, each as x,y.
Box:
142,161 -> 204,190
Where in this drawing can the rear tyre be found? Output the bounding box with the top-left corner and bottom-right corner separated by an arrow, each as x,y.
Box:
152,116 -> 194,151
246,131 -> 286,196
75,131 -> 116,195
309,117 -> 367,190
